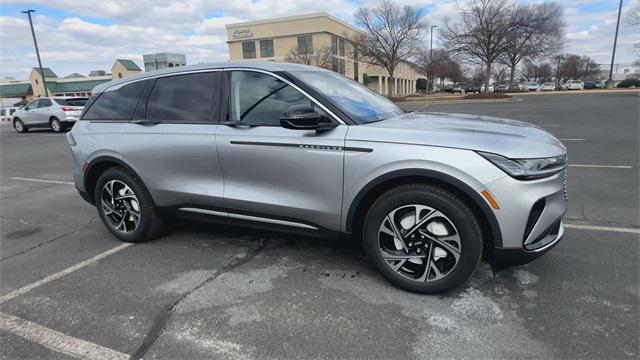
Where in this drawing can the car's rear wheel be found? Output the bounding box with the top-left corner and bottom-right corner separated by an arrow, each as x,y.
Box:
50,117 -> 63,133
95,167 -> 163,242
363,184 -> 483,294
13,118 -> 27,133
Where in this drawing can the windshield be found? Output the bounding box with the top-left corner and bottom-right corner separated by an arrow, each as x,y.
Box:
288,70 -> 404,124
54,98 -> 88,106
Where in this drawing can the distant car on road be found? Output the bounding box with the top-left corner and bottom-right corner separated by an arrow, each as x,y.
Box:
566,80 -> 584,90
540,83 -> 555,91
12,97 -> 88,133
495,84 -> 509,92
525,82 -> 540,92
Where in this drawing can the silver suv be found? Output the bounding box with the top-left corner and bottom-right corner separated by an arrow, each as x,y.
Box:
13,97 -> 87,133
68,62 -> 567,293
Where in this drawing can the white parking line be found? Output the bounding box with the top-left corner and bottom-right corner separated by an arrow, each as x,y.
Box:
0,312 -> 129,360
565,223 -> 640,234
0,243 -> 132,304
9,177 -> 74,185
569,164 -> 633,169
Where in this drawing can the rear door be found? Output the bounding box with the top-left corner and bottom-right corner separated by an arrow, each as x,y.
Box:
116,71 -> 225,209
216,69 -> 347,232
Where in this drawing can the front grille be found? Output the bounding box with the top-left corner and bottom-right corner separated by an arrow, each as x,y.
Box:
563,169 -> 568,201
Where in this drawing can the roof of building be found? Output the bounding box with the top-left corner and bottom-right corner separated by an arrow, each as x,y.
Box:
225,12 -> 363,35
93,60 -> 328,94
64,73 -> 87,79
33,67 -> 58,78
49,79 -> 111,93
115,59 -> 142,71
0,82 -> 33,97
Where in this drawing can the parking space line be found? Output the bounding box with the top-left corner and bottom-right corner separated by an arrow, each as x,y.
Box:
569,164 -> 633,169
0,243 -> 132,304
0,312 -> 129,360
9,177 -> 74,185
565,223 -> 640,234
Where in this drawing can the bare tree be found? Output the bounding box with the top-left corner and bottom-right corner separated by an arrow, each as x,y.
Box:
284,45 -> 333,69
627,3 -> 640,66
555,54 -> 600,82
418,48 -> 463,87
440,0 -> 516,93
499,2 -> 565,89
492,64 -> 508,84
353,0 -> 427,95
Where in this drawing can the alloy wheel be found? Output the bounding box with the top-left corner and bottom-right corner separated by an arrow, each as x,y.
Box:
100,180 -> 141,233
14,120 -> 24,132
378,204 -> 461,283
51,119 -> 61,132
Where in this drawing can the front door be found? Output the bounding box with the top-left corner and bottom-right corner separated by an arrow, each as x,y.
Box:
217,70 -> 347,232
20,100 -> 39,125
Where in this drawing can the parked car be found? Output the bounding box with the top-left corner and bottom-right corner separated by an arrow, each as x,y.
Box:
12,97 -> 88,133
451,84 -> 464,94
594,80 -> 606,89
517,83 -> 527,91
68,61 -> 568,294
566,80 -> 584,90
584,81 -> 596,89
480,84 -> 495,93
495,84 -> 509,93
464,83 -> 480,93
525,82 -> 540,92
1,106 -> 20,122
540,83 -> 555,91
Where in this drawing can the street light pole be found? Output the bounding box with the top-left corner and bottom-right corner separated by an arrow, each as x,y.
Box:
22,9 -> 48,97
607,0 -> 623,88
429,25 -> 437,92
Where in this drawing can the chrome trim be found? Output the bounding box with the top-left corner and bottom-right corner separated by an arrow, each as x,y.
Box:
222,67 -> 346,125
529,220 -> 564,253
178,207 -> 318,230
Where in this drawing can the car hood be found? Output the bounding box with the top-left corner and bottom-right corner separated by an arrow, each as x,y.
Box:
348,112 -> 566,159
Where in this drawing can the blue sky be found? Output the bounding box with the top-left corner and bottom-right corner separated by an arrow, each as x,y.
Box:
0,0 -> 637,79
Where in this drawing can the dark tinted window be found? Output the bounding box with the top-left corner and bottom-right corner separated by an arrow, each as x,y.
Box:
146,72 -> 217,122
38,99 -> 52,107
54,98 -> 88,106
242,42 -> 256,59
298,35 -> 313,55
83,81 -> 146,120
260,40 -> 274,58
229,71 -> 331,126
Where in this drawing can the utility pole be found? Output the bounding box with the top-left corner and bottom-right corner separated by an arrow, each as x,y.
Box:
429,25 -> 437,92
608,0 -> 623,88
22,9 -> 48,97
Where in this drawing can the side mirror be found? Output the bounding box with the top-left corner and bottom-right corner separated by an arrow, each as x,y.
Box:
280,105 -> 337,131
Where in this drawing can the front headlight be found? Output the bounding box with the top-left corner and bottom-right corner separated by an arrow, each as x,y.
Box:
479,152 -> 567,180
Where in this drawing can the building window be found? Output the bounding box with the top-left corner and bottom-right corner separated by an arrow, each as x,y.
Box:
242,41 -> 256,59
297,35 -> 313,55
260,40 -> 274,58
330,35 -> 346,75
118,72 -> 123,78
354,47 -> 359,82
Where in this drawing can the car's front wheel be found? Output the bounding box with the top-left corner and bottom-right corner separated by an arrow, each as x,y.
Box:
95,167 -> 163,242
363,184 -> 483,294
13,118 -> 27,133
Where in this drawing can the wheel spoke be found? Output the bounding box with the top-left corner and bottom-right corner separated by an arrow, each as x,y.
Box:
385,214 -> 408,252
405,209 -> 440,238
419,230 -> 461,260
381,249 -> 426,260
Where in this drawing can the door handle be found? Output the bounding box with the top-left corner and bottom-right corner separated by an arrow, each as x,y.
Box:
131,119 -> 160,126
221,121 -> 254,128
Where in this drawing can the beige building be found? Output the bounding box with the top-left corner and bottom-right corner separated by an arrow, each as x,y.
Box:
225,12 -> 424,96
111,59 -> 142,80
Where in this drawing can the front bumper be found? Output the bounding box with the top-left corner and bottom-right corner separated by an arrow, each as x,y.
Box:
484,169 -> 567,269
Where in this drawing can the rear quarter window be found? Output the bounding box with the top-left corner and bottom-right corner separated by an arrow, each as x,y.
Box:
146,72 -> 219,122
82,81 -> 147,120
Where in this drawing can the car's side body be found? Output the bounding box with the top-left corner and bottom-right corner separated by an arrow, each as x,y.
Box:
69,61 -> 567,279
566,80 -> 584,90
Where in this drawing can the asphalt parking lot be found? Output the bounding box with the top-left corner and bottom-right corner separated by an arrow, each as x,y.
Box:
1,92 -> 638,359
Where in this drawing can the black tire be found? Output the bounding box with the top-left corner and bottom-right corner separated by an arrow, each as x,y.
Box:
50,117 -> 63,133
13,118 -> 27,133
363,183 -> 483,294
94,167 -> 163,242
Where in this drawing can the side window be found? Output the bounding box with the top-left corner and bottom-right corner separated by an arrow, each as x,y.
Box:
38,98 -> 52,107
229,71 -> 331,126
25,100 -> 39,110
242,42 -> 256,59
83,81 -> 146,120
146,72 -> 218,122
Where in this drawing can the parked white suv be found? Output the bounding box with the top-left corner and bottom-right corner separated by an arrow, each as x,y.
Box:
12,97 -> 88,133
566,80 -> 584,90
